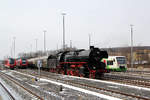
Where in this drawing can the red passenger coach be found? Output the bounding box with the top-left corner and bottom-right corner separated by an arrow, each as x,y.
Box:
16,58 -> 28,68
4,58 -> 16,69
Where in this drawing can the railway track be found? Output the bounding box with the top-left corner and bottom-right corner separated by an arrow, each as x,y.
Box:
0,71 -> 44,100
127,70 -> 150,74
111,71 -> 150,77
16,69 -> 150,100
103,73 -> 150,88
0,81 -> 15,100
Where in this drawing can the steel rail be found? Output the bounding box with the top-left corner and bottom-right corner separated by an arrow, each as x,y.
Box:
65,80 -> 150,100
103,74 -> 150,87
0,71 -> 43,100
17,69 -> 150,100
0,82 -> 15,100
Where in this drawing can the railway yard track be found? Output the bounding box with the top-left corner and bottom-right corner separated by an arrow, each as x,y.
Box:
103,73 -> 150,88
112,71 -> 150,77
13,68 -> 150,100
0,69 -> 113,100
0,71 -> 44,100
0,81 -> 15,100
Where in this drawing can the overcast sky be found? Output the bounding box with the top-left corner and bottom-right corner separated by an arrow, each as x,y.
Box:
0,0 -> 150,59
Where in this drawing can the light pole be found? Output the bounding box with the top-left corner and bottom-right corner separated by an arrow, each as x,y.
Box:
130,24 -> 134,70
89,34 -> 91,49
10,45 -> 13,58
43,30 -> 46,53
35,38 -> 38,52
30,44 -> 32,52
62,13 -> 66,50
70,40 -> 72,48
13,37 -> 16,58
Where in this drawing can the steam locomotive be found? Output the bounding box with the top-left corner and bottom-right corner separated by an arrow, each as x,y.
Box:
28,46 -> 108,78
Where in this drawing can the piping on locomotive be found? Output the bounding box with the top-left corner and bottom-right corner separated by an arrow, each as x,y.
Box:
28,46 -> 108,78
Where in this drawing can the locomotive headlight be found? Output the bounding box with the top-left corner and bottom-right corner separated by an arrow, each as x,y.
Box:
93,67 -> 96,69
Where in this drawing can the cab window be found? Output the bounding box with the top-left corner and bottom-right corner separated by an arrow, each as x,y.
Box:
107,60 -> 113,65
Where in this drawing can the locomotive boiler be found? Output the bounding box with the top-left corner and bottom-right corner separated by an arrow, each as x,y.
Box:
48,46 -> 108,78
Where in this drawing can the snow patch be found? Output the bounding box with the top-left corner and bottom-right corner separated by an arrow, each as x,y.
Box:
67,74 -> 150,91
0,78 -> 22,100
41,78 -> 122,100
11,70 -> 121,100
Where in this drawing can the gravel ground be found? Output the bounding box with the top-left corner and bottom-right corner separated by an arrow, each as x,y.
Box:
57,73 -> 150,99
1,69 -> 150,100
1,70 -> 117,100
13,69 -> 150,100
0,74 -> 34,100
109,71 -> 150,80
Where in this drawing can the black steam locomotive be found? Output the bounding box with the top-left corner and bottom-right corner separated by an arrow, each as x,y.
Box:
47,46 -> 108,78
28,46 -> 108,78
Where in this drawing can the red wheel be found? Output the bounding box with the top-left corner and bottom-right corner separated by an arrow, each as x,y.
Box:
89,71 -> 96,79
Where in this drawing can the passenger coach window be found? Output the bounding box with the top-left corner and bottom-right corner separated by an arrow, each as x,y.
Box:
107,61 -> 113,65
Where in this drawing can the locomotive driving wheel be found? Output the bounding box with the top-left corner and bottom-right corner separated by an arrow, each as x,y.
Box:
89,71 -> 96,79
